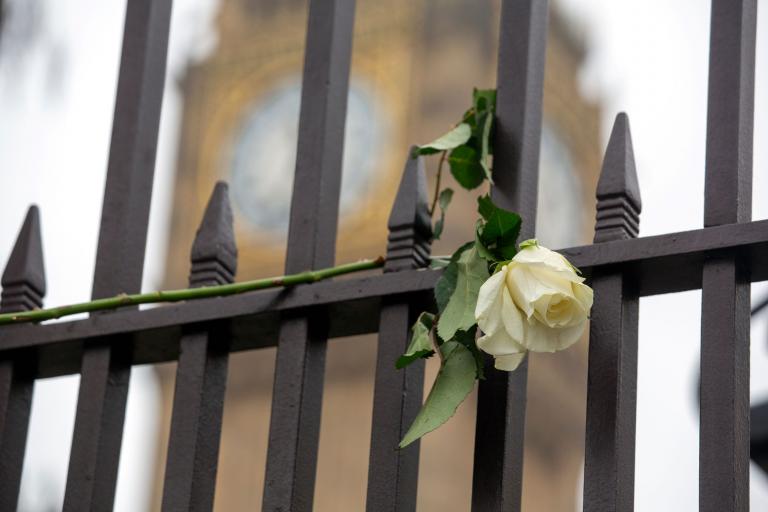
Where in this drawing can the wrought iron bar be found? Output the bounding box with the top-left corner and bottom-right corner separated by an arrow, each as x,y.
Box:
582,113 -> 641,512
472,1 -> 548,510
262,0 -> 356,510
699,1 -> 756,511
161,183 -> 236,512
0,206 -> 45,512
366,152 -> 432,512
63,0 -> 174,509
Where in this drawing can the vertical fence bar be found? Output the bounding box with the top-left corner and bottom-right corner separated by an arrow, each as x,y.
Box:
0,206 -> 45,512
161,183 -> 236,512
63,0 -> 174,510
262,0 -> 355,510
699,1 -> 756,511
366,152 -> 432,512
582,114 -> 641,512
471,1 -> 548,510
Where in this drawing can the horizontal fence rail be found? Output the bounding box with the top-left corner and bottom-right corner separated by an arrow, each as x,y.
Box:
2,218 -> 768,375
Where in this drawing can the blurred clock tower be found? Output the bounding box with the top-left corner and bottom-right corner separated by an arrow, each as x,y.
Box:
153,1 -> 602,510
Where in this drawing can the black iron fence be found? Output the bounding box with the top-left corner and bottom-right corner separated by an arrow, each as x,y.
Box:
0,0 -> 761,511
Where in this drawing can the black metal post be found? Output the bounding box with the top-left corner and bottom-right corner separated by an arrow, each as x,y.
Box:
161,183 -> 236,512
582,113 -> 641,512
472,1 -> 548,511
699,1 -> 756,511
63,0 -> 173,509
0,206 -> 45,512
262,1 -> 356,510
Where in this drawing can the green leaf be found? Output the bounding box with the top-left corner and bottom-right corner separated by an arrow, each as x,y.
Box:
478,112 -> 494,182
434,242 -> 474,314
414,123 -> 472,155
432,188 -> 454,241
430,257 -> 450,269
473,88 -> 497,115
478,195 -> 521,241
452,325 -> 485,380
396,312 -> 436,369
474,220 -> 496,262
448,146 -> 485,190
461,107 -> 476,128
476,194 -> 496,221
399,341 -> 477,448
477,195 -> 521,261
439,187 -> 453,210
435,259 -> 458,314
437,246 -> 489,340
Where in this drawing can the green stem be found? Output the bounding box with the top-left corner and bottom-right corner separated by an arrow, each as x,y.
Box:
429,150 -> 447,217
0,257 -> 386,326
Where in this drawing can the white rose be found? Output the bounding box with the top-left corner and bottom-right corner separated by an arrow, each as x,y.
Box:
474,240 -> 593,371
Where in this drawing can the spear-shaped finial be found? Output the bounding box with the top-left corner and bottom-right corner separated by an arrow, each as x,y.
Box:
1,205 -> 46,312
594,113 -> 642,243
189,182 -> 238,288
385,149 -> 432,272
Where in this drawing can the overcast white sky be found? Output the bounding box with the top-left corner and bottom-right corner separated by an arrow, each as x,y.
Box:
0,0 -> 766,510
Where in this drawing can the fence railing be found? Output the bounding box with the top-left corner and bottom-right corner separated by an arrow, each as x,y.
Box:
0,0 -> 761,511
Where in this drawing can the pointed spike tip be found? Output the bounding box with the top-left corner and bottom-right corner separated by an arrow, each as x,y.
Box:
384,149 -> 433,272
189,181 -> 237,285
597,112 -> 641,212
594,113 -> 643,243
2,205 -> 46,296
387,152 -> 431,235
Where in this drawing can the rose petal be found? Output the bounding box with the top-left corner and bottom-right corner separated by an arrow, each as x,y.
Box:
522,319 -> 587,353
533,292 -> 577,328
573,282 -> 594,314
501,287 -> 525,341
547,295 -> 575,326
506,265 -> 572,316
513,244 -> 572,272
475,266 -> 508,336
477,327 -> 526,357
527,266 -> 578,295
531,293 -> 554,325
505,265 -> 541,318
494,352 -> 527,371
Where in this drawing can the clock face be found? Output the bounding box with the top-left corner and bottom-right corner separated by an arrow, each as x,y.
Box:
227,78 -> 388,236
536,124 -> 585,249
